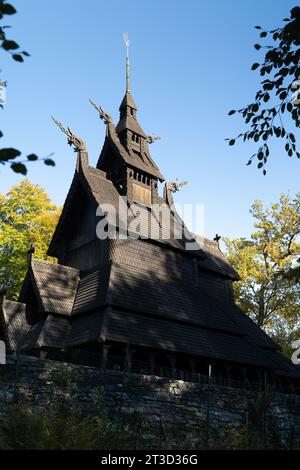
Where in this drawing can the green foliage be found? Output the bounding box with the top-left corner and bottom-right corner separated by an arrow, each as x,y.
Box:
0,180 -> 61,298
0,1 -> 55,174
47,364 -> 79,391
0,2 -> 28,61
0,402 -> 146,450
0,400 -> 294,450
286,265 -> 300,282
223,193 -> 300,350
228,6 -> 300,172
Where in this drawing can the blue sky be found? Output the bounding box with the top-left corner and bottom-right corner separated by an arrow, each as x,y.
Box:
1,0 -> 299,240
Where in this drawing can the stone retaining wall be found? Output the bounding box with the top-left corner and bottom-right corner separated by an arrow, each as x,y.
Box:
0,355 -> 299,449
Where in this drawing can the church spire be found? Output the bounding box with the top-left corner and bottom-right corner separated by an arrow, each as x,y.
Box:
116,34 -> 144,137
124,33 -> 130,93
96,35 -> 165,190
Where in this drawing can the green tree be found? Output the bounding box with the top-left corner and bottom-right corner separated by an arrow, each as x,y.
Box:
0,1 -> 55,174
223,193 -> 300,354
0,180 -> 61,298
228,6 -> 300,173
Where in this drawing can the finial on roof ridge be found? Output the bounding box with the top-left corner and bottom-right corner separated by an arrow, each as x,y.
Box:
51,116 -> 87,152
89,99 -> 112,124
166,179 -> 188,193
146,135 -> 161,144
27,242 -> 35,264
0,286 -> 9,298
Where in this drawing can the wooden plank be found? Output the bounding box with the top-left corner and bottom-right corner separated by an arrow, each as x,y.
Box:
132,182 -> 151,205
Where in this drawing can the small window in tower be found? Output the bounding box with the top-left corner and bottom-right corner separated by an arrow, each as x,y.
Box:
132,133 -> 140,143
131,108 -> 134,116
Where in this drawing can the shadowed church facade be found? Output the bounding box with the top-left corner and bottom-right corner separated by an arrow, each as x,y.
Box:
1,49 -> 300,389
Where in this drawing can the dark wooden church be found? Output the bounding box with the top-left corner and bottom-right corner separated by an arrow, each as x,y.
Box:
1,51 -> 299,389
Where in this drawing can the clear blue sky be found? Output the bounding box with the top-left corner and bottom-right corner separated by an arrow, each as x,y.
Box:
1,0 -> 299,240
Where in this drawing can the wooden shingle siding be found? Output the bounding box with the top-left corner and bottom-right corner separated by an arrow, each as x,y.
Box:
65,238 -> 109,272
72,265 -> 111,315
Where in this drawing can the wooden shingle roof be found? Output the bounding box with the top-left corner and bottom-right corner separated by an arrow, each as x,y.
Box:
19,259 -> 79,316
0,299 -> 31,352
109,262 -> 240,335
47,164 -> 239,281
3,257 -> 300,379
106,309 -> 279,370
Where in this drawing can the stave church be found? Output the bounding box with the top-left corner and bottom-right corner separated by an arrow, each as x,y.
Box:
1,44 -> 300,390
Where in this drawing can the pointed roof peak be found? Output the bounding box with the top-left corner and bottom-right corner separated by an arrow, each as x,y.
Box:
119,90 -> 137,111
119,34 -> 137,111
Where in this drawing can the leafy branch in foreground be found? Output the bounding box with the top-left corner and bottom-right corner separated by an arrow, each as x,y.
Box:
0,1 -> 29,63
227,6 -> 300,174
0,149 -> 55,175
0,1 -> 55,174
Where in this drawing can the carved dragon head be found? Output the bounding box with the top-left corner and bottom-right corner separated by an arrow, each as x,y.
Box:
51,116 -> 87,152
89,99 -> 112,124
166,179 -> 188,193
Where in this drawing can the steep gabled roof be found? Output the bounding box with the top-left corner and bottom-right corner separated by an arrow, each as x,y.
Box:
116,90 -> 146,137
46,157 -> 239,281
88,168 -> 239,279
119,91 -> 137,110
229,306 -> 279,351
21,314 -> 70,350
116,113 -> 146,138
108,262 -> 240,335
200,239 -> 239,280
47,170 -> 96,257
0,298 -> 31,351
19,259 -> 79,316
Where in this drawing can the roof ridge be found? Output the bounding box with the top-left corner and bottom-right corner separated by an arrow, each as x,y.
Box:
204,238 -> 219,246
88,166 -> 107,176
32,258 -> 79,274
